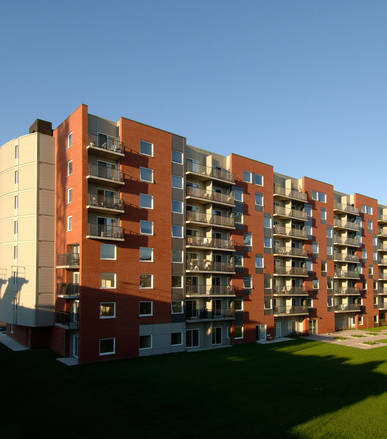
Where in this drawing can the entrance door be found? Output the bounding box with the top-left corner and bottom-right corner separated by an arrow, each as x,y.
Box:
256,324 -> 267,341
71,334 -> 79,358
309,319 -> 317,335
275,320 -> 282,338
185,300 -> 197,318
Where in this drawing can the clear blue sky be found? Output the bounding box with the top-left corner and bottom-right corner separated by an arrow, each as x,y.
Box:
1,0 -> 387,202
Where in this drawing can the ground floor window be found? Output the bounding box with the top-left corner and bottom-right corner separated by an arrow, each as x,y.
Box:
99,338 -> 115,356
234,325 -> 243,339
139,335 -> 152,350
171,332 -> 183,346
186,329 -> 199,347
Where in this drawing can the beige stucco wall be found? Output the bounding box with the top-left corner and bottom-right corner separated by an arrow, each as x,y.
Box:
0,132 -> 55,327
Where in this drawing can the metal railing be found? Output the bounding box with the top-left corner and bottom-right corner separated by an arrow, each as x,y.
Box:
186,161 -> 235,183
273,225 -> 308,239
378,215 -> 387,223
186,308 -> 235,320
186,261 -> 235,272
333,236 -> 361,246
88,132 -> 124,154
333,253 -> 360,262
274,266 -> 308,275
375,289 -> 387,295
377,258 -> 387,265
185,285 -> 236,296
87,164 -> 124,182
272,287 -> 309,295
378,229 -> 387,237
186,187 -> 234,205
378,273 -> 387,280
273,306 -> 310,315
274,205 -> 307,220
333,219 -> 360,231
377,244 -> 387,251
87,193 -> 124,210
333,288 -> 361,295
186,236 -> 235,250
186,211 -> 235,227
273,185 -> 307,202
87,223 -> 124,239
328,303 -> 362,312
333,202 -> 359,215
273,246 -> 307,257
56,253 -> 80,267
56,283 -> 79,297
374,303 -> 387,309
55,312 -> 79,329
334,270 -> 361,279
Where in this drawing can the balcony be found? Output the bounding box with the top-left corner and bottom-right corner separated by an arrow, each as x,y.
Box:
377,244 -> 387,252
186,236 -> 235,251
55,312 -> 79,330
378,215 -> 387,224
86,224 -> 124,241
273,206 -> 308,221
186,187 -> 234,207
274,266 -> 308,277
375,289 -> 387,295
332,288 -> 362,296
186,308 -> 235,322
273,185 -> 307,203
333,202 -> 359,215
56,253 -> 80,269
87,132 -> 124,158
334,270 -> 361,279
377,258 -> 387,266
271,306 -> 310,316
333,219 -> 360,231
378,273 -> 387,280
273,246 -> 308,258
333,253 -> 360,263
272,287 -> 309,296
86,193 -> 124,214
186,211 -> 235,229
273,225 -> 308,240
186,260 -> 235,274
378,229 -> 387,238
328,304 -> 362,312
333,236 -> 361,247
186,161 -> 235,185
56,283 -> 80,299
374,303 -> 387,310
86,164 -> 125,187
185,286 -> 236,297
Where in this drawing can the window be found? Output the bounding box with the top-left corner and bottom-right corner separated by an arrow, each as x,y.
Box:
264,297 -> 272,309
100,273 -> 116,289
234,326 -> 243,339
172,276 -> 183,288
305,205 -> 312,217
100,244 -> 116,260
264,216 -> 272,228
312,242 -> 319,255
172,250 -> 183,263
67,160 -> 72,176
172,175 -> 183,189
320,208 -> 326,221
14,171 -> 18,184
14,220 -> 18,235
358,315 -> 363,325
140,140 -> 153,156
139,301 -> 153,316
171,301 -> 184,314
14,195 -> 18,209
140,167 -> 153,183
212,327 -> 222,345
312,191 -> 326,202
234,254 -> 243,267
140,193 -> 153,209
362,205 -> 373,215
369,265 -> 373,275
306,224 -> 312,236
172,150 -> 182,164
67,133 -> 73,148
327,245 -> 333,256
327,227 -> 333,239
171,332 -> 182,346
67,216 -> 72,231
139,274 -> 153,289
255,193 -> 263,206
374,252 -> 378,263
172,225 -> 183,238
243,276 -> 252,289
140,247 -> 153,262
256,255 -> 264,268
13,245 -> 18,260
234,300 -> 243,311
244,232 -> 252,246
253,173 -> 263,186
172,200 -> 183,213
139,335 -> 152,349
321,261 -> 327,273
368,220 -> 373,232
67,188 -> 72,204
313,279 -> 319,289
234,212 -> 243,224
362,249 -> 367,260
264,237 -> 272,248
233,187 -> 243,202
373,236 -> 378,247
186,329 -> 199,347
264,276 -> 272,289
99,303 -> 116,319
327,278 -> 333,289
306,260 -> 313,271
14,145 -> 19,159
243,171 -> 252,183
140,220 -> 153,235
99,338 -> 115,356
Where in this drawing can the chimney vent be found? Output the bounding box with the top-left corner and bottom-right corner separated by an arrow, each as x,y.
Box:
29,119 -> 53,136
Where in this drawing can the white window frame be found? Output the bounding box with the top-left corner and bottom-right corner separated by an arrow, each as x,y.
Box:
234,299 -> 243,311
14,220 -> 18,235
255,192 -> 264,207
67,132 -> 73,149
140,140 -> 153,157
171,301 -> 184,314
14,195 -> 18,209
139,247 -> 154,262
140,220 -> 153,236
264,237 -> 272,248
264,217 -> 272,229
67,160 -> 73,176
234,325 -> 244,340
172,225 -> 183,238
243,275 -> 252,289
170,331 -> 183,346
234,254 -> 243,268
253,173 -> 263,186
13,245 -> 18,260
14,145 -> 19,159
172,276 -> 183,288
14,170 -> 18,184
233,187 -> 243,203
99,337 -> 116,356
172,150 -> 182,164
100,244 -> 117,260
172,250 -> 183,263
139,301 -> 153,317
211,327 -> 222,345
100,273 -> 117,289
256,255 -> 264,268
321,208 -> 326,221
172,200 -> 183,214
172,175 -> 183,189
67,188 -> 72,204
139,167 -> 154,183
186,329 -> 200,348
244,232 -> 252,247
139,335 -> 152,350
99,302 -> 116,319
139,274 -> 153,289
67,216 -> 72,232
140,193 -> 154,209
243,171 -> 252,183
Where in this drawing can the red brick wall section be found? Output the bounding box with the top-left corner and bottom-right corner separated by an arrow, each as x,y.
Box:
230,154 -> 274,342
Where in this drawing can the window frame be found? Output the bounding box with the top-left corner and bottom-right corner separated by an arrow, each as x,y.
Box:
99,302 -> 116,319
67,215 -> 72,232
256,255 -> 264,268
139,193 -> 154,209
100,272 -> 117,289
139,167 -> 154,183
139,335 -> 152,350
139,274 -> 153,289
140,220 -> 153,236
233,325 -> 244,340
172,200 -> 183,214
67,188 -> 72,204
99,337 -> 116,356
255,192 -> 264,207
139,247 -> 154,262
172,150 -> 183,164
243,171 -> 252,183
172,225 -> 183,238
67,132 -> 73,149
140,140 -> 153,157
172,175 -> 183,189
67,160 -> 73,176
139,301 -> 153,317
171,331 -> 183,346
100,244 -> 117,260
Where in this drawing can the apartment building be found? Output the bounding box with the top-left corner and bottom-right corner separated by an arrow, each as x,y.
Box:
0,103 -> 386,364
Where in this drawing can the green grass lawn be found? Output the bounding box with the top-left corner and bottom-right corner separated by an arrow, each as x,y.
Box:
1,340 -> 387,438
361,325 -> 387,332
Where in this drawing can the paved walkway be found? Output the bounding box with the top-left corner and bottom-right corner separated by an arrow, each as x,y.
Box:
0,333 -> 29,351
303,328 -> 387,349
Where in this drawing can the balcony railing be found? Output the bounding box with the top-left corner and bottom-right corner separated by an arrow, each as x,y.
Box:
186,211 -> 235,228
186,161 -> 235,183
333,236 -> 361,247
273,185 -> 307,202
186,187 -> 234,205
274,266 -> 308,276
378,273 -> 387,280
186,261 -> 235,273
333,288 -> 361,295
56,283 -> 80,297
87,193 -> 124,211
272,306 -> 310,315
274,206 -> 307,220
377,258 -> 387,266
185,286 -> 236,296
186,308 -> 235,321
272,287 -> 309,295
273,226 -> 308,239
378,229 -> 387,238
328,303 -> 362,312
334,270 -> 361,279
377,244 -> 387,251
333,202 -> 359,215
55,312 -> 79,329
374,303 -> 387,309
273,246 -> 308,257
333,219 -> 360,231
56,253 -> 80,268
375,289 -> 387,295
333,253 -> 360,263
186,236 -> 235,250
87,164 -> 124,183
88,132 -> 124,155
87,223 -> 124,240
378,215 -> 387,223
